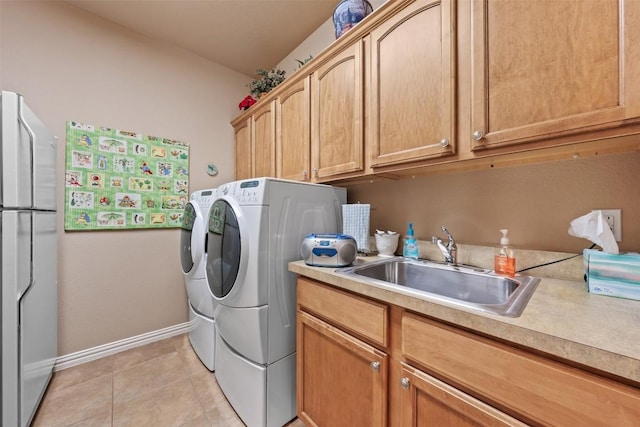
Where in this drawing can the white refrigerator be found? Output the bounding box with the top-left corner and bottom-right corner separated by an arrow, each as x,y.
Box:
1,91 -> 57,427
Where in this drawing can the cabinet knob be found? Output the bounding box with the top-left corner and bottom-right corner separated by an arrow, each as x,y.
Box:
400,377 -> 410,390
439,138 -> 450,147
370,361 -> 380,372
312,168 -> 318,177
472,130 -> 484,141
302,170 -> 308,177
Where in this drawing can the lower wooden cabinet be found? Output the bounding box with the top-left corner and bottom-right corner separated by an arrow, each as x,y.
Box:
296,276 -> 640,427
296,311 -> 388,427
297,278 -> 388,426
401,312 -> 640,426
398,363 -> 525,426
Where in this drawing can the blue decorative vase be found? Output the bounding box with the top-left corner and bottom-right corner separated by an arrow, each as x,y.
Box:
333,0 -> 374,38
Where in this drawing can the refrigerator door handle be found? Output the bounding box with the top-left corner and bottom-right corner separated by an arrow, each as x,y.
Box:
17,96 -> 38,303
16,214 -> 36,304
17,94 -> 36,210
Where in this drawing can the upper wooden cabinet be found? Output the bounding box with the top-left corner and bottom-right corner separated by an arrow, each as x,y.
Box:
470,0 -> 640,151
276,75 -> 310,181
369,0 -> 456,168
232,100 -> 276,180
251,100 -> 276,177
311,40 -> 365,182
232,0 -> 640,181
233,118 -> 251,181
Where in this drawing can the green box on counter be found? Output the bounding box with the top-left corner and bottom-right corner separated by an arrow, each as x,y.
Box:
583,249 -> 640,301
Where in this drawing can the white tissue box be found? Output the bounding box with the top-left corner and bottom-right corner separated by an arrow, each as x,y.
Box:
584,249 -> 640,301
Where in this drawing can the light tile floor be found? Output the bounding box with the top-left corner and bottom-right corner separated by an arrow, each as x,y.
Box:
32,334 -> 305,427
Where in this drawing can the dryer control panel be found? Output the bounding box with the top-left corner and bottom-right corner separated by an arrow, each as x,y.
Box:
190,189 -> 218,212
218,179 -> 266,205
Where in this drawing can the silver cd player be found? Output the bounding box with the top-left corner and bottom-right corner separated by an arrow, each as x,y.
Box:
301,233 -> 357,267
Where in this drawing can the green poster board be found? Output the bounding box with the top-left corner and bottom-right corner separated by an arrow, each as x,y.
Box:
64,121 -> 189,230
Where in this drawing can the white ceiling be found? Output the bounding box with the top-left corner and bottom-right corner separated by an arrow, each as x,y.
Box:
65,0 -> 338,77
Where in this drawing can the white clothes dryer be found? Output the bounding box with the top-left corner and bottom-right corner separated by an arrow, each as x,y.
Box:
180,188 -> 218,371
206,178 -> 346,427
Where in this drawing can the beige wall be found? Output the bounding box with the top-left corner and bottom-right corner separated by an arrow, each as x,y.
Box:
1,1 -> 250,354
346,151 -> 640,254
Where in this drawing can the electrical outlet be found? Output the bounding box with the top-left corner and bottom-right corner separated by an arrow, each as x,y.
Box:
592,209 -> 622,242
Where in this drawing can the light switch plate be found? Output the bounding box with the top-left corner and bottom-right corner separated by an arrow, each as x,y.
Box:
592,209 -> 622,242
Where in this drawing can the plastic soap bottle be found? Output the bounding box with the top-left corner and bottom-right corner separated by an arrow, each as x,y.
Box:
403,223 -> 419,259
494,229 -> 516,277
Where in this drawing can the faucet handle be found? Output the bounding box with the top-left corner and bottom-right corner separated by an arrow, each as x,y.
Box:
441,226 -> 454,242
434,226 -> 457,265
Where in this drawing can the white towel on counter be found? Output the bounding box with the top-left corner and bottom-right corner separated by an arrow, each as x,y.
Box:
342,204 -> 370,252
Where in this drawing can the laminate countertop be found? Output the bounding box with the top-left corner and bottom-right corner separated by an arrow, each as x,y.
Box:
289,257 -> 640,385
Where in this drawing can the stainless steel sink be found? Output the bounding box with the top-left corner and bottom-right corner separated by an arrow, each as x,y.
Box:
339,257 -> 540,317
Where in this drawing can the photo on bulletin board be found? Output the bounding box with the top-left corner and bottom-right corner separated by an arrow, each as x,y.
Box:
64,121 -> 190,231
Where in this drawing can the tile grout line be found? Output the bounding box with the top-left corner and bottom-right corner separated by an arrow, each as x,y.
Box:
179,335 -> 214,426
187,375 -> 211,427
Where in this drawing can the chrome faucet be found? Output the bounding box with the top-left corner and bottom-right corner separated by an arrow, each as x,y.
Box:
432,226 -> 457,265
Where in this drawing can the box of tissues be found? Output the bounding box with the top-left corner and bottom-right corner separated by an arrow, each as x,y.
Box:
584,249 -> 640,301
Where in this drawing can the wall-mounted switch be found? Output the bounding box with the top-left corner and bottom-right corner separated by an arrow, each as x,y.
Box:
592,209 -> 622,242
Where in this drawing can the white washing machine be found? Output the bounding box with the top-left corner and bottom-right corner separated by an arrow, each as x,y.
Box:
180,188 -> 218,371
206,178 -> 346,427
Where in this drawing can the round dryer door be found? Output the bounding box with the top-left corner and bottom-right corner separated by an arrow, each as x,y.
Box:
206,199 -> 241,299
180,202 -> 203,274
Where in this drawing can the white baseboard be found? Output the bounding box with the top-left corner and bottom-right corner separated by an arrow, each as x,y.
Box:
53,321 -> 192,371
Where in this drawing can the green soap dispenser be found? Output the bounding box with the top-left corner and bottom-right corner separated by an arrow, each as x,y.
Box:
403,223 -> 419,259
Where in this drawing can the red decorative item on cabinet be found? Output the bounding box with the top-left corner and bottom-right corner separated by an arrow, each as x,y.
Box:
239,95 -> 257,110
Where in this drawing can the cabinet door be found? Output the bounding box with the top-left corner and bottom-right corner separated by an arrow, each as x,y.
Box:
370,0 -> 456,167
276,76 -> 310,181
471,0 -> 629,150
234,118 -> 252,180
399,363 -> 527,427
311,41 -> 365,181
297,311 -> 387,427
402,312 -> 640,426
252,100 -> 276,177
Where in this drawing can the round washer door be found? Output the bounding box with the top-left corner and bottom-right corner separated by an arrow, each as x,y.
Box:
180,201 -> 204,275
206,198 -> 245,299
